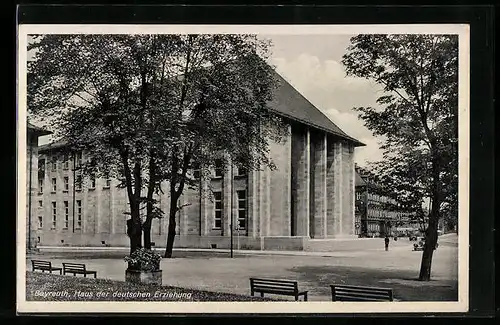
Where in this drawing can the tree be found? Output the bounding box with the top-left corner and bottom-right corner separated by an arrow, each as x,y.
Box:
27,34 -> 287,257
342,34 -> 458,281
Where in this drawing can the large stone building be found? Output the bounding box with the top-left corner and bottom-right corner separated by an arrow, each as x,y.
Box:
26,122 -> 52,250
33,71 -> 365,251
354,165 -> 417,238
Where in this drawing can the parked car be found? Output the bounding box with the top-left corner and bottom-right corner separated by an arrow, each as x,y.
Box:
413,237 -> 439,251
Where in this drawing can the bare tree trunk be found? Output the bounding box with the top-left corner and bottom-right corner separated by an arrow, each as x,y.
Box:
119,148 -> 142,256
143,153 -> 156,249
418,157 -> 441,281
143,222 -> 152,250
165,190 -> 179,258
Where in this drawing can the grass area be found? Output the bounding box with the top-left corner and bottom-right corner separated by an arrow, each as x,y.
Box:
26,271 -> 279,302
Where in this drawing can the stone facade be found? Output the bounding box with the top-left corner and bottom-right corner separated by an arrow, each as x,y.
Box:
354,165 -> 417,237
32,69 -> 365,251
26,123 -> 51,250
35,122 -> 359,251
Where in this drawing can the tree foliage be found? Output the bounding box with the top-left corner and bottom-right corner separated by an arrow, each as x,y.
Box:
342,34 -> 458,280
28,34 -> 287,256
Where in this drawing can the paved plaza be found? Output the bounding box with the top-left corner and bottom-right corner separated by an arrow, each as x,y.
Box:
26,234 -> 458,301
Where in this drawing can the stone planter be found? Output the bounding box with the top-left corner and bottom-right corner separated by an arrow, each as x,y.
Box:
125,269 -> 163,285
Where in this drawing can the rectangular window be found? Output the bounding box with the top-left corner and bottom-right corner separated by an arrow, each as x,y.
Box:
51,202 -> 57,229
38,178 -> 44,193
214,160 -> 224,178
104,178 -> 111,188
356,192 -> 361,200
213,191 -> 222,229
51,178 -> 57,192
192,162 -> 201,179
63,176 -> 69,191
90,176 -> 96,189
76,151 -> 83,168
76,175 -> 82,191
38,216 -> 43,229
63,201 -> 69,229
76,200 -> 82,229
236,167 -> 247,177
237,190 -> 246,229
38,159 -> 45,179
51,157 -> 57,171
62,154 -> 69,170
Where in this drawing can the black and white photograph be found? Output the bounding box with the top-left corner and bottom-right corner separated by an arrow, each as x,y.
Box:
17,24 -> 469,314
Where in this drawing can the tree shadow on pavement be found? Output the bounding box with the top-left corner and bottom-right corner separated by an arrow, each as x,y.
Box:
289,265 -> 458,301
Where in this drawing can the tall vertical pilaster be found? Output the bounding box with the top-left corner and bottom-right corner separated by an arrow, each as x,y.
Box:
313,132 -> 328,238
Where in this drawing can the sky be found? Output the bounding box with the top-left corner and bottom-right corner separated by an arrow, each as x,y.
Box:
262,34 -> 384,167
35,34 -> 385,167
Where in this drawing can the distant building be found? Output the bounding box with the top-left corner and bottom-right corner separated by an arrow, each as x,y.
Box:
26,122 -> 52,250
33,69 -> 365,251
354,165 -> 417,237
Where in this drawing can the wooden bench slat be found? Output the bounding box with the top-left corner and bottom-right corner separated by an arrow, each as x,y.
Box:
331,285 -> 393,302
62,262 -> 97,278
250,277 -> 307,301
334,291 -> 392,300
334,287 -> 392,295
252,283 -> 297,289
331,284 -> 393,292
334,295 -> 390,302
250,278 -> 296,283
31,260 -> 63,274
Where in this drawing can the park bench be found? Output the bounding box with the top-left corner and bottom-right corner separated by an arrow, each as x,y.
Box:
330,284 -> 393,302
62,262 -> 97,278
31,260 -> 62,274
250,277 -> 308,301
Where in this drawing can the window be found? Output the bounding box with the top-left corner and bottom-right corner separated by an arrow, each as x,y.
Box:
38,159 -> 45,179
237,190 -> 247,229
38,178 -> 44,193
38,216 -> 43,229
51,178 -> 57,192
38,200 -> 43,208
63,201 -> 69,229
76,175 -> 82,191
90,176 -> 96,189
51,202 -> 57,229
192,162 -> 201,179
62,154 -> 69,170
63,176 -> 69,191
51,157 -> 57,171
214,160 -> 224,178
356,192 -> 361,201
235,166 -> 247,177
104,178 -> 111,188
76,151 -> 83,168
76,200 -> 82,229
213,191 -> 222,229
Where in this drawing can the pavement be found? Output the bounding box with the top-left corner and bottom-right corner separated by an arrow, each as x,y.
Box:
26,234 -> 459,302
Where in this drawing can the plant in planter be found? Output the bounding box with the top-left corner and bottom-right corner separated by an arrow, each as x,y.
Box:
124,248 -> 163,285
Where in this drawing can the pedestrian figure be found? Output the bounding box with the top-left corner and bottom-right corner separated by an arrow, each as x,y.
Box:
384,236 -> 390,251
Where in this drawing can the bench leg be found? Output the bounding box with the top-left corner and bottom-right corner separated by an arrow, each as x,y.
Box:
251,290 -> 254,297
260,292 -> 264,298
84,273 -> 87,278
304,293 -> 308,302
59,270 -> 62,275
94,273 -> 97,278
295,295 -> 299,301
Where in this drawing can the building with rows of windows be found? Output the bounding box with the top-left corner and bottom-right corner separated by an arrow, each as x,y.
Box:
32,70 -> 365,251
26,122 -> 52,250
354,165 -> 418,238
